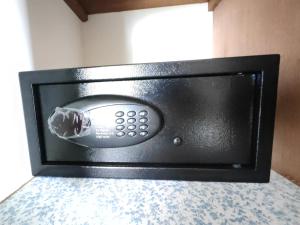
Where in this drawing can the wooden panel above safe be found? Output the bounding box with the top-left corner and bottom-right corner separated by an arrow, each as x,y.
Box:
64,0 -> 222,22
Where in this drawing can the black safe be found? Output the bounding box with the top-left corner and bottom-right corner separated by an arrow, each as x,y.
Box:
19,55 -> 280,182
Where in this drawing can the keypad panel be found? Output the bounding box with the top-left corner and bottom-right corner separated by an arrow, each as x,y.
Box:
83,103 -> 162,148
115,109 -> 150,138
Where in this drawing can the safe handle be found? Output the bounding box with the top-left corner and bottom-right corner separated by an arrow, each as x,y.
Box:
48,107 -> 91,139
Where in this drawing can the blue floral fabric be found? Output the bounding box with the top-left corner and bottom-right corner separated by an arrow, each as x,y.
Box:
0,171 -> 299,225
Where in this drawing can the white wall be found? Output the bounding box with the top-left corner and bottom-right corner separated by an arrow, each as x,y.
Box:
0,0 -> 33,202
0,0 -> 83,202
82,4 -> 213,66
27,0 -> 83,69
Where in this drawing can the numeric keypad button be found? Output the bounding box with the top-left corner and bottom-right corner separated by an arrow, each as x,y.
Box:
139,110 -> 148,116
116,131 -> 125,137
139,118 -> 148,123
139,131 -> 148,136
127,118 -> 136,124
115,111 -> 124,117
128,131 -> 137,137
116,118 -> 125,124
127,111 -> 136,117
116,125 -> 125,130
139,124 -> 148,130
128,125 -> 136,130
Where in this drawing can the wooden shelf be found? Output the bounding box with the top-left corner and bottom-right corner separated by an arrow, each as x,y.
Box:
64,0 -> 222,22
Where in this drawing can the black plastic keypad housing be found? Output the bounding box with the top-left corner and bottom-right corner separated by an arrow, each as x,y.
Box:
51,96 -> 163,148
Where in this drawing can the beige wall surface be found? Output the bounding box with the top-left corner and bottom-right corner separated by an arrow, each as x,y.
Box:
0,0 -> 33,202
214,0 -> 300,183
82,3 -> 212,66
0,0 -> 85,202
27,0 -> 83,69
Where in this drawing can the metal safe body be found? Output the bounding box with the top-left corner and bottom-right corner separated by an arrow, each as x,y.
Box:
20,55 -> 280,182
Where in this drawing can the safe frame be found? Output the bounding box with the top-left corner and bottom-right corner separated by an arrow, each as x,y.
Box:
19,55 -> 280,182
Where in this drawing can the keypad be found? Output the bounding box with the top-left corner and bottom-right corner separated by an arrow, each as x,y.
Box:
115,109 -> 149,137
